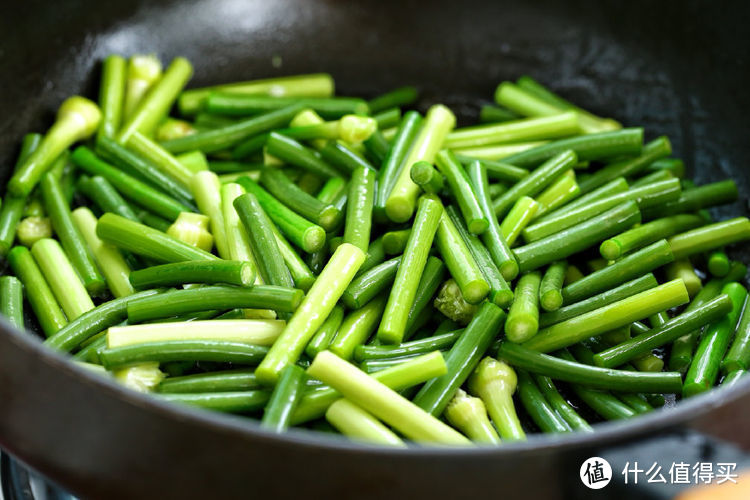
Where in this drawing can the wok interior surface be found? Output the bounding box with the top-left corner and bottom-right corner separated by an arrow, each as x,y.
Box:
1,0 -> 750,498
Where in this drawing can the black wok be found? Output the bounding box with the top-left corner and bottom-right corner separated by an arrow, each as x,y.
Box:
1,0 -> 750,498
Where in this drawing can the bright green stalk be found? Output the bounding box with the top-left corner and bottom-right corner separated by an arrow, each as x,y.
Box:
453,141 -> 547,161
599,214 -> 703,260
71,207 -> 134,298
465,161 -> 518,280
468,357 -> 525,441
0,276 -> 25,330
343,167 -> 376,252
493,150 -> 578,217
41,171 -> 106,295
305,305 -> 346,358
191,170 -> 231,259
561,239 -> 675,304
378,196 -> 443,344
221,183 -> 257,265
122,54 -> 162,119
256,243 -> 365,385
533,170 -> 580,217
539,261 -> 567,312
117,57 -> 192,143
434,212 -> 490,305
499,343 -> 683,394
293,351 -> 445,425
684,283 -> 748,397
16,216 -> 52,247
444,389 -> 501,444
107,319 -> 285,348
723,293 -> 750,374
329,296 -> 388,361
668,218 -> 750,260
326,399 -> 406,446
97,54 -> 127,143
386,105 -> 456,223
412,301 -> 506,416
166,212 -> 214,252
178,73 -> 334,116
592,295 -> 733,368
665,258 -> 703,298
523,279 -> 689,353
445,112 -> 581,149
126,131 -> 196,188
505,272 -> 542,343
434,149 -> 489,235
31,238 -> 94,320
233,193 -> 294,289
500,196 -> 539,246
9,97 -> 101,197
7,246 -> 67,336
261,365 -> 307,432
96,213 -> 217,263
307,351 -> 470,445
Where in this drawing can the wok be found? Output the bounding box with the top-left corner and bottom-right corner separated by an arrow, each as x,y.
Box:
1,0 -> 750,498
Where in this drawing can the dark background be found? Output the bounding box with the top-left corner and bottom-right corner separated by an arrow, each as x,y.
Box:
2,0 -> 749,201
0,1 -> 749,498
